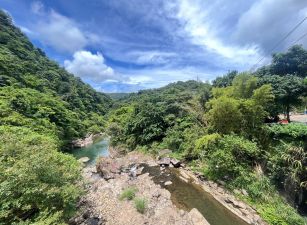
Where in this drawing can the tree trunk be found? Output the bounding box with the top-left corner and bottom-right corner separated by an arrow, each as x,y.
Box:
286,105 -> 290,123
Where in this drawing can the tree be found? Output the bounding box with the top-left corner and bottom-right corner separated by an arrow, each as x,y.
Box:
232,72 -> 258,99
207,74 -> 273,136
270,45 -> 307,78
212,70 -> 238,87
259,75 -> 306,122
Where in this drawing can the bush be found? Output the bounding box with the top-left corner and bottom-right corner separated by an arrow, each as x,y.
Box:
0,126 -> 82,224
193,133 -> 221,158
134,198 -> 147,214
205,135 -> 259,180
119,187 -> 138,201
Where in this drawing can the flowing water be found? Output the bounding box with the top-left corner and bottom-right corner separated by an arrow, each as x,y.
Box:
72,139 -> 249,225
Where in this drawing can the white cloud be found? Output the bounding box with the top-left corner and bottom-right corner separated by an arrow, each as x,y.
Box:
127,51 -> 177,65
64,51 -> 122,82
31,1 -> 44,15
29,1 -> 99,53
165,0 -> 262,68
35,10 -> 88,53
234,0 -> 307,52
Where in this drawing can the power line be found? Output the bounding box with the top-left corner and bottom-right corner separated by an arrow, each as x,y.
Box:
250,16 -> 307,71
290,31 -> 307,46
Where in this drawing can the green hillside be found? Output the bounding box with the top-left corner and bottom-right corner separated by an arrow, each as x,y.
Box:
0,10 -> 111,224
0,10 -> 112,141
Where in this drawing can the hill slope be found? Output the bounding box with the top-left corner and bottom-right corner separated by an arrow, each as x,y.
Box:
0,10 -> 112,140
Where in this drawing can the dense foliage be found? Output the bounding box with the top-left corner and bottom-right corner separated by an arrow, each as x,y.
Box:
0,11 -> 111,224
0,11 -> 112,141
107,46 -> 307,224
108,80 -> 210,154
0,126 -> 82,224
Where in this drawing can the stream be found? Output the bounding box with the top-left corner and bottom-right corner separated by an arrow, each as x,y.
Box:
72,138 -> 249,225
71,136 -> 109,165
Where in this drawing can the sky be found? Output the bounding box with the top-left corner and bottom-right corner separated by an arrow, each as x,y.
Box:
1,0 -> 307,92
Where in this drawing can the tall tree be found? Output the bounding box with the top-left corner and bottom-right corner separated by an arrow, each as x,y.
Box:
259,75 -> 306,122
271,45 -> 307,78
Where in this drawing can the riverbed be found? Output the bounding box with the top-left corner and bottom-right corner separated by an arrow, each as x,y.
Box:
71,139 -> 253,225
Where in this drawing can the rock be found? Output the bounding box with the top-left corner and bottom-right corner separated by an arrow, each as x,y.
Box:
225,197 -> 233,204
79,157 -> 90,163
96,157 -> 121,180
188,208 -> 210,225
170,158 -> 181,167
179,176 -> 189,183
157,157 -> 171,166
85,217 -> 101,225
72,134 -> 94,148
136,166 -> 144,176
232,200 -> 246,209
152,191 -> 161,199
179,169 -> 190,180
217,180 -> 226,186
179,209 -> 186,217
164,181 -> 172,186
241,189 -> 248,196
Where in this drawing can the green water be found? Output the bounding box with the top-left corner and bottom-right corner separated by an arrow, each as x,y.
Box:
142,165 -> 249,225
71,136 -> 109,165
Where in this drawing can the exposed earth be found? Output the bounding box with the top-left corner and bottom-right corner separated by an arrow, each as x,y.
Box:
69,149 -> 267,225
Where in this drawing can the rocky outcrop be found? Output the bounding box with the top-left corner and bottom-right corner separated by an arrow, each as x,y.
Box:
72,133 -> 104,148
157,157 -> 182,168
96,157 -> 121,180
72,134 -> 94,148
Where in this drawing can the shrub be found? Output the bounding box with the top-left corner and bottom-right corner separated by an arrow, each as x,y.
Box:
193,133 -> 221,158
205,135 -> 259,180
119,187 -> 138,201
0,126 -> 82,224
134,198 -> 147,214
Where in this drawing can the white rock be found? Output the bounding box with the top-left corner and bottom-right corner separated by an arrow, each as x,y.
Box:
164,181 -> 172,186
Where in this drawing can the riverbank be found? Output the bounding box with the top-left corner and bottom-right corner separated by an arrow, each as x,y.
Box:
71,151 -> 209,225
71,148 -> 268,225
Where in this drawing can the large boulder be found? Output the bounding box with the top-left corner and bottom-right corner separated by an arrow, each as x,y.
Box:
170,158 -> 181,167
96,157 -> 121,180
157,157 -> 171,166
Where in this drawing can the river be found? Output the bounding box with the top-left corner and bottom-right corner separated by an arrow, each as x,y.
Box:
71,136 -> 109,165
72,137 -> 249,225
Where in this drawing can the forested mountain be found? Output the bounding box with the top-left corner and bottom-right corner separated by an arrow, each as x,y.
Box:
0,10 -> 112,141
107,47 -> 307,225
0,10 -> 111,224
1,8 -> 307,225
108,80 -> 211,152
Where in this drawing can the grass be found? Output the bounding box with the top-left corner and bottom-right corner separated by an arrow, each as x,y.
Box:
119,187 -> 138,201
134,197 -> 147,214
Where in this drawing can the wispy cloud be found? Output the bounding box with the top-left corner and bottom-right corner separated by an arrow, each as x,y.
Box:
29,1 -> 99,53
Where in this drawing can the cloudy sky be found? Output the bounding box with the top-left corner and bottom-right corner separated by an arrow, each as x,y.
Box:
1,0 -> 307,92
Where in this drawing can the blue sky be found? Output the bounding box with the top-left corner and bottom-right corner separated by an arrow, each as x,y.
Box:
1,0 -> 307,92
